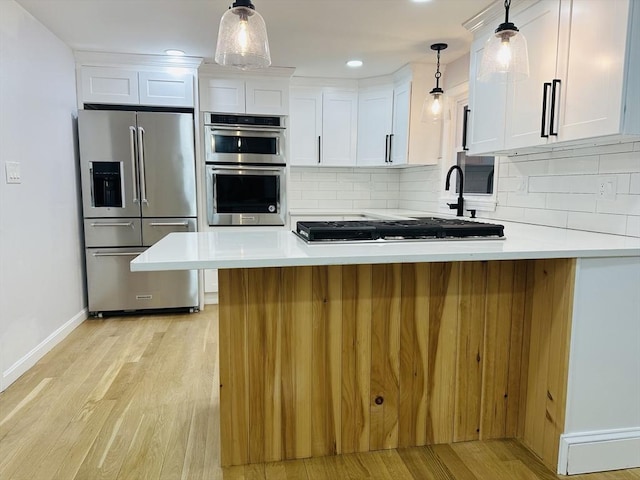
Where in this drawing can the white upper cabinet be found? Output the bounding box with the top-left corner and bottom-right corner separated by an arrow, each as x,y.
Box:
80,66 -> 194,107
390,81 -> 411,165
357,86 -> 394,166
290,86 -> 358,167
467,0 -> 639,155
199,77 -> 289,115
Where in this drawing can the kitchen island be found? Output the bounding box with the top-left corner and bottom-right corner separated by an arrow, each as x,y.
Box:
131,220 -> 640,475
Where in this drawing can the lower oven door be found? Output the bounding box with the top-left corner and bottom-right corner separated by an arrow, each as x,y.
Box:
206,164 -> 286,226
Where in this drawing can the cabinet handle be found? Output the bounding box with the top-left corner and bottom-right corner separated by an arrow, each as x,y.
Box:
462,106 -> 470,151
90,222 -> 134,227
388,134 -> 394,163
549,79 -> 561,136
384,134 -> 389,163
541,82 -> 551,138
317,136 -> 321,164
148,222 -> 189,227
129,126 -> 139,203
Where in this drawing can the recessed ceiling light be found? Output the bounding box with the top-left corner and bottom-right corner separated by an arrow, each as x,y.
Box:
411,0 -> 432,3
165,49 -> 185,56
346,60 -> 363,68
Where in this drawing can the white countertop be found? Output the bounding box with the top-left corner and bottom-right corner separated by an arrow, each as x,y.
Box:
130,214 -> 640,271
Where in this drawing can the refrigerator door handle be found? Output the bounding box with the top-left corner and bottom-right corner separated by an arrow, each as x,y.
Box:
148,222 -> 190,227
137,126 -> 149,205
129,126 -> 139,203
92,251 -> 141,257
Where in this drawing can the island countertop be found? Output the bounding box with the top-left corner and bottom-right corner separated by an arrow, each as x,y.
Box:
130,219 -> 640,271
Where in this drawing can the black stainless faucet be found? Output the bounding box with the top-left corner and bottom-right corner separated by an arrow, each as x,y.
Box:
445,165 -> 465,217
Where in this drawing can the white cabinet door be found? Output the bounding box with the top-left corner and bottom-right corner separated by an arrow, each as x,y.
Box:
138,71 -> 194,107
200,78 -> 245,113
290,88 -> 323,166
322,91 -> 358,166
556,0 -> 629,142
467,34 -> 507,155
504,0 -> 561,149
357,87 -> 393,166
81,66 -> 139,105
390,81 -> 410,165
245,78 -> 289,115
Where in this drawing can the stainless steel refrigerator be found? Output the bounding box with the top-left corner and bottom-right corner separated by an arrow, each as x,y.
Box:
78,110 -> 198,315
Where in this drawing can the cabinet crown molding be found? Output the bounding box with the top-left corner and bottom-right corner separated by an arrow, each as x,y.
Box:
74,51 -> 203,70
199,63 -> 295,79
463,0 -> 539,34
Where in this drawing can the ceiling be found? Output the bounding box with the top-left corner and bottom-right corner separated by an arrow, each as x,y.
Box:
14,0 -> 495,78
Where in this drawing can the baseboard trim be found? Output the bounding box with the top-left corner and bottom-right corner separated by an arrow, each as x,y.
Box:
204,292 -> 219,305
558,428 -> 640,475
1,308 -> 88,392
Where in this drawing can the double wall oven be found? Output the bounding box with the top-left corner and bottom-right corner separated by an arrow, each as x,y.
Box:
204,113 -> 286,226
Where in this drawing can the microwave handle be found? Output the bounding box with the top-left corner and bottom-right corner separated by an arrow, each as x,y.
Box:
208,125 -> 284,134
209,165 -> 284,172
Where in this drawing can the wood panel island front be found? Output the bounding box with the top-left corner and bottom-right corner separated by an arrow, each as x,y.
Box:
131,221 -> 640,475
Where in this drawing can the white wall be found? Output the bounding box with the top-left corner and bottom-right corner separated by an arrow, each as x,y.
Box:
0,0 -> 85,391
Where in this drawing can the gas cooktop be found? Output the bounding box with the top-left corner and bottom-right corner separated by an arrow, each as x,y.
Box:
294,217 -> 505,243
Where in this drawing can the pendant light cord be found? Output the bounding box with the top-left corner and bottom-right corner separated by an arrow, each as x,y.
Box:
434,48 -> 442,89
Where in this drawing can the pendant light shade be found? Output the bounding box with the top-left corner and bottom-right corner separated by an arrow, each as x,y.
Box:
421,43 -> 447,123
215,0 -> 271,70
478,0 -> 529,82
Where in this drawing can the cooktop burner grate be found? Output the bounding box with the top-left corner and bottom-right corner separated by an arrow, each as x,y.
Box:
295,217 -> 505,242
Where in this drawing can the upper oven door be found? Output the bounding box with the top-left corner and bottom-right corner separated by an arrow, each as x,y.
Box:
204,125 -> 284,165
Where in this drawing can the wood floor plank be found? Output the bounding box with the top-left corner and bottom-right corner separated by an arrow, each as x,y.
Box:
2,307 -> 640,480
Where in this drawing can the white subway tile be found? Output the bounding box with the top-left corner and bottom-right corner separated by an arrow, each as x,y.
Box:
290,181 -> 320,192
288,171 -> 301,181
317,181 -> 352,191
371,182 -> 388,191
506,192 -> 547,208
596,194 -> 640,215
371,190 -> 401,200
352,182 -> 372,192
353,199 -> 387,209
303,190 -> 337,200
528,175 -> 597,194
615,174 -> 631,194
499,177 -> 524,192
630,173 -> 640,194
567,212 -> 628,235
386,199 -> 400,209
545,193 -> 597,213
523,208 -> 568,228
340,173 -> 372,182
547,156 -> 599,175
287,190 -> 302,200
386,182 -> 400,192
291,199 -> 320,209
599,151 -> 640,174
634,142 -> 640,152
484,205 -> 526,222
319,199 -> 354,209
337,190 -> 370,200
300,171 -> 338,181
508,160 -> 548,177
371,172 -> 399,182
626,216 -> 640,237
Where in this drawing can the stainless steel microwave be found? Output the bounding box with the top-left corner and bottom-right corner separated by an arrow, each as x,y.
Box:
203,113 -> 286,165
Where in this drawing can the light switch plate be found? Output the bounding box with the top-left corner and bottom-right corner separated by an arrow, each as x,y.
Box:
5,161 -> 21,184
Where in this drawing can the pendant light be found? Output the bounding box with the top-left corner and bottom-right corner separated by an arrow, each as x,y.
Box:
421,43 -> 447,123
478,0 -> 529,82
215,0 -> 271,70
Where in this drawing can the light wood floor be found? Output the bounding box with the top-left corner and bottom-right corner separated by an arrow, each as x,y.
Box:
0,308 -> 638,480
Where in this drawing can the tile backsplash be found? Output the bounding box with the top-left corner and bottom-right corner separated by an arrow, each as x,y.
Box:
288,167 -> 401,210
482,141 -> 640,237
288,141 -> 640,237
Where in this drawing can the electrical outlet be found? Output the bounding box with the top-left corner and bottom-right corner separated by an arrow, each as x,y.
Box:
5,161 -> 21,184
598,175 -> 616,200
